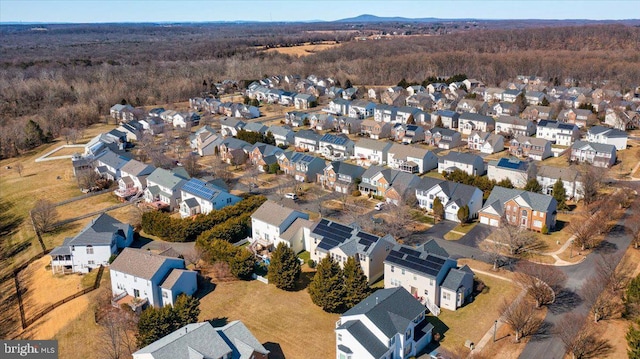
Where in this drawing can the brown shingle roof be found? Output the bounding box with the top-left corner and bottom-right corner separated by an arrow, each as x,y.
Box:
280,217 -> 313,241
110,248 -> 184,280
251,200 -> 299,226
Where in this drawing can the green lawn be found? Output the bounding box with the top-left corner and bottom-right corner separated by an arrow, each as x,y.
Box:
297,250 -> 310,263
423,170 -> 445,180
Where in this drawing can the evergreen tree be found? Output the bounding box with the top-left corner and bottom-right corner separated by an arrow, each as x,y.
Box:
270,242 -> 301,290
552,179 -> 567,210
397,78 -> 409,88
230,248 -> 255,279
174,294 -> 201,324
345,79 -> 352,89
343,256 -> 369,309
308,255 -> 345,312
628,322 -> 640,359
433,197 -> 444,222
24,119 -> 46,149
496,178 -> 515,189
541,97 -> 550,106
524,178 -> 542,193
137,305 -> 178,347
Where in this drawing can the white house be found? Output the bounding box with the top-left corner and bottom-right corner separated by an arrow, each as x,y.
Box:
179,178 -> 241,218
251,200 -> 311,253
294,129 -> 322,152
587,126 -> 628,150
438,151 -> 485,176
387,143 -> 438,174
570,141 -> 617,168
115,159 -> 155,199
494,116 -> 536,137
509,136 -> 552,161
536,120 -> 580,146
49,213 -> 134,274
416,178 -> 483,222
353,139 -> 393,166
144,168 -> 190,211
319,133 -> 355,159
94,148 -> 131,181
488,157 -> 533,188
219,117 -> 246,137
348,100 -> 376,119
335,287 -> 433,359
430,110 -> 459,129
458,113 -> 495,135
537,165 -> 584,200
269,125 -> 295,147
110,248 -> 197,309
467,131 -> 504,154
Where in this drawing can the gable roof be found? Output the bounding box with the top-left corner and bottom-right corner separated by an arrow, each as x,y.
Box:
512,135 -> 549,147
437,181 -> 482,208
482,186 -> 557,216
538,120 -> 577,131
355,138 -> 393,152
52,213 -> 130,248
384,244 -> 450,279
571,140 -> 616,153
311,218 -> 391,256
251,200 -> 306,226
326,161 -> 366,179
110,248 -> 185,280
489,157 -> 529,172
441,265 -> 474,291
338,320 -> 388,358
536,165 -> 582,182
439,151 -> 482,166
120,159 -> 155,177
295,129 -> 322,141
147,168 -> 189,190
588,125 -> 628,138
159,269 -> 192,290
319,133 -> 352,146
388,143 -> 430,160
459,112 -> 494,124
182,178 -> 236,203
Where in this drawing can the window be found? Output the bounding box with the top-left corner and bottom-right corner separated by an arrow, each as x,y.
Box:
162,291 -> 168,298
391,265 -> 395,273
401,268 -> 405,275
337,334 -> 342,342
424,289 -> 429,295
443,292 -> 450,300
134,277 -> 137,282
87,260 -> 95,265
86,246 -> 94,255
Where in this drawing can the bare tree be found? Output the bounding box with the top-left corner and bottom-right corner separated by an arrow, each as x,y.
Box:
77,169 -> 102,191
628,211 -> 640,249
581,275 -> 621,323
181,153 -> 200,177
183,246 -> 204,270
31,199 -> 59,233
494,218 -> 539,256
578,165 -> 605,206
211,159 -> 233,186
556,313 -> 612,359
499,299 -> 541,342
569,212 -> 600,251
514,261 -> 567,308
97,308 -> 138,359
384,202 -> 415,240
595,253 -> 630,294
14,162 -> 23,177
481,239 -> 507,271
245,162 -> 261,193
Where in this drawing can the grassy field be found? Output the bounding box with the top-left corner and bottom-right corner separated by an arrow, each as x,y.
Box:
262,42 -> 341,57
197,275 -> 339,359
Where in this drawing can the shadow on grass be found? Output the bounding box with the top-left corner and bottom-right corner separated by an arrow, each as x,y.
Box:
263,342 -> 286,359
194,276 -> 216,299
291,271 -> 314,292
208,316 -> 228,327
426,315 -> 450,344
553,219 -> 568,232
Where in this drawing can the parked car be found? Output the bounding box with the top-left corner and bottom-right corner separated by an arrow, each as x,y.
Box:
285,193 -> 298,200
374,202 -> 385,211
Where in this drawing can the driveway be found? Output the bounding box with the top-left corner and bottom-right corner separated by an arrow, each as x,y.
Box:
519,208 -> 633,359
457,223 -> 494,248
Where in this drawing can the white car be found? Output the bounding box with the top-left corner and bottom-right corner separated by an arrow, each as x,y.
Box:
374,202 -> 385,211
285,193 -> 298,200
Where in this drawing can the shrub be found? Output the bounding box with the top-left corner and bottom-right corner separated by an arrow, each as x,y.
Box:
308,259 -> 316,268
541,225 -> 549,235
351,190 -> 361,197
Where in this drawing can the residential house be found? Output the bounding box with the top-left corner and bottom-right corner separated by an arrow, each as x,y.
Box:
294,93 -> 316,110
489,102 -> 519,117
115,159 -> 155,199
195,132 -> 222,157
83,133 -> 124,157
357,166 -> 420,203
327,86 -> 344,99
467,131 -> 504,154
94,148 -> 131,181
537,165 -> 584,200
251,200 -> 311,253
427,83 -> 447,94
294,129 -> 322,152
243,122 -> 269,135
587,126 -> 628,150
384,241 -> 474,313
284,111 -> 308,127
116,121 -> 143,142
50,213 -> 133,274
268,125 -> 295,147
395,106 -> 423,124
483,87 -> 505,102
220,117 -> 246,137
348,100 -> 376,119
139,117 -> 165,135
310,113 -> 336,131
373,104 -> 398,123
558,108 -> 595,128
319,133 -> 354,159
172,112 -> 200,129
179,178 -> 241,218
570,141 -> 617,168
318,161 -> 366,193
132,321 -> 269,359
605,109 -> 640,130
353,139 -> 393,166
277,151 -> 326,182
495,116 -> 536,137
110,104 -> 135,121
438,151 -> 485,176
391,124 -> 425,144
360,119 -> 392,139
381,89 -> 405,106
405,93 -> 433,111
458,113 -> 495,135
144,168 -> 190,211
218,137 -> 250,165
488,157 -> 534,188
455,99 -> 488,115
309,218 -> 396,284
342,87 -> 359,100
502,89 -> 522,103
426,127 -> 463,150
249,142 -> 284,171
521,105 -> 554,122
110,248 -> 197,309
509,136 -> 552,161
324,98 -> 351,116
525,91 -> 548,105
336,116 -> 362,135
416,178 -> 483,222
190,126 -> 216,150
335,287 -> 433,359
387,143 -> 438,174
536,120 -> 580,146
479,186 -> 558,231
430,110 -> 460,129
407,85 -> 426,96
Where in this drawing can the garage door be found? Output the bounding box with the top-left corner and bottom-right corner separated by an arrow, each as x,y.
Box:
445,212 -> 457,221
490,219 -> 500,227
480,216 -> 489,225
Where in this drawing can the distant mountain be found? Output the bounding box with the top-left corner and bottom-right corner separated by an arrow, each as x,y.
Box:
335,14 -> 442,23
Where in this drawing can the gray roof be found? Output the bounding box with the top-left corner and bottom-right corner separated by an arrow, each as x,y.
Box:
182,197 -> 200,209
326,161 -> 365,180
429,127 -> 458,137
439,151 -> 483,166
438,181 -> 482,208
133,322 -> 231,359
459,112 -> 495,124
95,149 -> 131,170
147,168 -> 189,191
120,159 -> 155,177
110,248 -> 186,281
295,129 -> 322,141
385,244 -> 451,279
251,200 -> 307,226
571,140 -> 616,154
338,320 -> 388,358
218,320 -> 269,358
483,186 -> 557,215
420,239 -> 450,258
160,269 -> 192,290
388,143 -> 431,161
267,125 -> 293,137
50,238 -> 73,256
441,265 -> 474,291
538,120 -> 577,131
341,287 -> 425,338
496,116 -> 531,127
53,213 -> 130,249
355,138 -> 393,152
243,122 -> 268,134
536,165 -> 582,182
512,135 -> 549,147
588,126 -> 628,138
361,165 -> 385,180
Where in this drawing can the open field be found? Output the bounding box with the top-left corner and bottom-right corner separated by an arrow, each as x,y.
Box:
262,41 -> 342,57
198,275 -> 339,359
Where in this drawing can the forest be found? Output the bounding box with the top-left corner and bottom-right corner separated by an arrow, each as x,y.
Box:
0,21 -> 639,159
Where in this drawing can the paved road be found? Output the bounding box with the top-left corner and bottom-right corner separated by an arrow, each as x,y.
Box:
519,208 -> 633,359
457,223 -> 494,248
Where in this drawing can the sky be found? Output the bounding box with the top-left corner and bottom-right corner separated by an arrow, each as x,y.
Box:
1,0 -> 638,23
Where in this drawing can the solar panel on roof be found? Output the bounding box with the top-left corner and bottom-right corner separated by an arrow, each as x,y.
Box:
398,247 -> 420,256
357,232 -> 378,241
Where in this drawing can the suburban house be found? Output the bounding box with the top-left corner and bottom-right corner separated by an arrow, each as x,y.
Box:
132,321 -> 269,359
570,141 -> 617,168
358,167 -> 421,204
536,120 -> 580,146
110,248 -> 197,309
494,116 -> 536,137
116,121 -> 143,141
353,139 -> 393,166
537,165 -> 584,200
277,151 -> 326,182
458,113 -> 495,135
94,148 -> 131,181
171,112 -> 200,129
430,110 -> 459,129
521,105 -> 554,122
335,287 -> 433,359
467,131 -> 504,154
426,127 -> 463,150
220,117 -> 246,137
249,142 -> 284,171
310,113 -> 336,131
405,93 -> 432,111
190,125 -> 217,150
294,93 -> 317,109
502,89 -> 522,103
587,126 -> 628,150
479,186 -> 558,231
605,109 -> 640,130
50,213 -> 134,274
268,125 -> 295,147
525,91 -> 548,105
395,106 -> 424,124
487,157 -> 534,188
391,124 -> 425,144
294,129 -> 322,152
483,87 -> 505,101
337,116 -> 362,135
342,87 -> 359,100
387,144 -> 438,174
285,111 -> 309,127
416,178 -> 483,222
251,200 -> 311,253
384,241 -> 474,313
309,218 -> 396,284
319,133 -> 355,159
317,161 -> 366,193
115,159 -> 155,199
179,178 -> 241,218
218,137 -> 251,165
558,108 -> 595,128
360,119 -> 392,139
348,100 -> 376,119
509,136 -> 552,161
456,99 -> 488,115
324,98 -> 351,116
110,104 -> 135,121
438,151 -> 485,176
243,122 -> 269,135
144,167 -> 190,211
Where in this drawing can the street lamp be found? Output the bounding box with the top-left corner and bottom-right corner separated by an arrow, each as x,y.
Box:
493,320 -> 498,342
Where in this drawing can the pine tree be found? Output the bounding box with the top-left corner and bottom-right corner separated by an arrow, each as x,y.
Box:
524,178 -> 542,193
433,197 -> 444,222
496,178 -> 515,189
628,322 -> 640,359
552,179 -> 567,210
343,256 -> 369,309
308,255 -> 345,312
457,205 -> 470,224
137,305 -> 178,347
23,119 -> 46,149
230,248 -> 255,279
174,294 -> 201,324
270,242 -> 301,290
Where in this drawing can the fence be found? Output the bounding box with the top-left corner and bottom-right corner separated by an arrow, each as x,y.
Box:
252,273 -> 269,284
